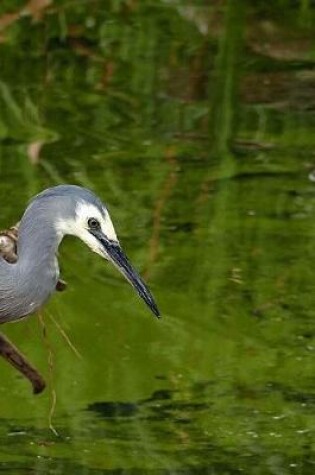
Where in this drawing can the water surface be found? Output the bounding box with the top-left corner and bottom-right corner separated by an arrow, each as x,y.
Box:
0,1 -> 315,473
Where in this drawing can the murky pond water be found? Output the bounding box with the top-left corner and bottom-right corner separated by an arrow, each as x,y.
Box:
1,1 -> 315,473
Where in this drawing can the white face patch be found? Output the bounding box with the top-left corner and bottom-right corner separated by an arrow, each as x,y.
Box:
56,201 -> 118,259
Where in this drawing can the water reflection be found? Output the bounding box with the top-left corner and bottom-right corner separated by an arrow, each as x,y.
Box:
0,0 -> 315,473
3,376 -> 315,473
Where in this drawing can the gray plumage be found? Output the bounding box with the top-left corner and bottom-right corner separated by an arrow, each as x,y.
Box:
0,185 -> 160,324
1,186 -> 88,321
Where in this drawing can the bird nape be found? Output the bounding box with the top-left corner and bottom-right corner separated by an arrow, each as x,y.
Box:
0,185 -> 160,324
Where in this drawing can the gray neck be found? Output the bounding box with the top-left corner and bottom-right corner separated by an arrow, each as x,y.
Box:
17,213 -> 61,270
16,203 -> 62,291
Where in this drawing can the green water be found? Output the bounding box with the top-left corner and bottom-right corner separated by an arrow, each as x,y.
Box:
1,1 -> 315,473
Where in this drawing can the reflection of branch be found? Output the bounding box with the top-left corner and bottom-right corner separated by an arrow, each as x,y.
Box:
0,1 -> 52,34
144,148 -> 177,279
0,333 -> 46,394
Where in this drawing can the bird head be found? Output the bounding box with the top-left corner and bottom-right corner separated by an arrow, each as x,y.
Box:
33,185 -> 160,318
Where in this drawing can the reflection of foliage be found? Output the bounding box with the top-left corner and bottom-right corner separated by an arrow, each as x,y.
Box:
0,81 -> 57,143
1,1 -> 315,473
84,380 -> 315,473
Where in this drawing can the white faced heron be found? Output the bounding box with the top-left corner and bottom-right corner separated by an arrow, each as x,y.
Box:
0,185 -> 160,324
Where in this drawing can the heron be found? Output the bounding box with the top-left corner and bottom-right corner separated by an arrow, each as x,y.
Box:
0,184 -> 160,324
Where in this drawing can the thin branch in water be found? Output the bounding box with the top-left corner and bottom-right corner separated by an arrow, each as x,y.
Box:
37,312 -> 58,436
47,311 -> 82,360
144,147 -> 178,279
0,332 -> 46,394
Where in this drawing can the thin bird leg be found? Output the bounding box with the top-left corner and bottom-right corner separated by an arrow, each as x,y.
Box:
0,332 -> 46,394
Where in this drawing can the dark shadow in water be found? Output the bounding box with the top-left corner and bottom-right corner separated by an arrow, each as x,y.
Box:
83,380 -> 315,474
265,382 -> 315,407
1,378 -> 315,474
87,387 -> 210,425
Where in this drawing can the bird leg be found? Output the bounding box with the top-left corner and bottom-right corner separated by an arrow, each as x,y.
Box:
0,333 -> 46,394
0,223 -> 67,291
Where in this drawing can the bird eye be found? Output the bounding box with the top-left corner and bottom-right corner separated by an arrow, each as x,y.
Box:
88,218 -> 100,230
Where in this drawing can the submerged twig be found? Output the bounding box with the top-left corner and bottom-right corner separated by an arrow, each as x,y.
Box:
144,147 -> 178,279
38,313 -> 58,436
0,332 -> 46,394
47,311 -> 82,360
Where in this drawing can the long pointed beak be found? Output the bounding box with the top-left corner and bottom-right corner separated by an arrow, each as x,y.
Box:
90,230 -> 160,318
